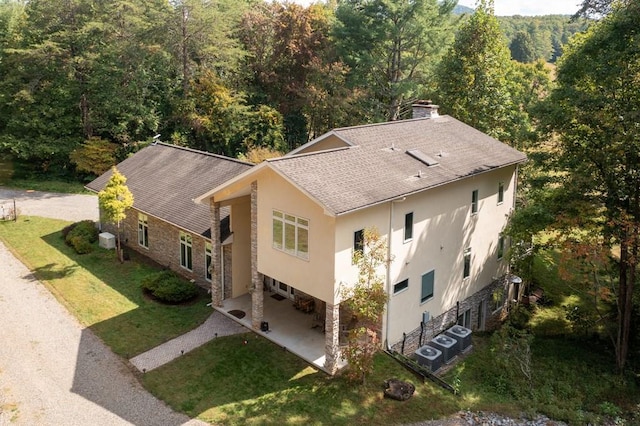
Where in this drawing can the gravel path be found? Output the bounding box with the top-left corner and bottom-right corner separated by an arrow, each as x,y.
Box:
0,188 -> 99,222
0,187 -> 208,425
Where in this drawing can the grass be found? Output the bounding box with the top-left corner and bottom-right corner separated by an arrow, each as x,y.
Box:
1,214 -> 639,424
0,155 -> 87,193
143,335 -> 459,425
0,216 -> 211,356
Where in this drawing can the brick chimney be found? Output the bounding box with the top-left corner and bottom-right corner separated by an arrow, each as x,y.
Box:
412,100 -> 439,119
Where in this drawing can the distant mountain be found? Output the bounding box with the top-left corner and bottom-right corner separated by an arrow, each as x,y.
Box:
453,4 -> 474,15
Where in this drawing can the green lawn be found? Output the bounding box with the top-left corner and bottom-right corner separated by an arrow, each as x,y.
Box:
1,215 -> 638,425
0,216 -> 211,356
143,335 -> 459,426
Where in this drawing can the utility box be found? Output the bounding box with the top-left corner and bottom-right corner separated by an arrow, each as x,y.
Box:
99,232 -> 116,249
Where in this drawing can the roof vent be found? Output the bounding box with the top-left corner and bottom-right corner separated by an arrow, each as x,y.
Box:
407,149 -> 439,167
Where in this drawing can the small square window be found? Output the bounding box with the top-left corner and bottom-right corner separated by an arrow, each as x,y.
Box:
498,181 -> 504,204
404,212 -> 413,242
394,279 -> 409,294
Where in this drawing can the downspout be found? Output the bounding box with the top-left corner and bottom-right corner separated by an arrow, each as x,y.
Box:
385,196 -> 406,350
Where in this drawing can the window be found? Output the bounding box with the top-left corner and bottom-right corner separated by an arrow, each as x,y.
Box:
497,236 -> 505,260
205,242 -> 212,281
457,308 -> 471,328
272,210 -> 309,260
394,279 -> 409,294
404,212 -> 414,242
180,231 -> 193,271
463,248 -> 471,279
471,189 -> 479,214
498,181 -> 504,204
138,213 -> 148,248
354,229 -> 364,254
421,270 -> 435,303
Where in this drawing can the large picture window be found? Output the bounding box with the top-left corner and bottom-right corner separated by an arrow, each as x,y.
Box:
180,231 -> 193,271
272,210 -> 309,260
138,213 -> 149,248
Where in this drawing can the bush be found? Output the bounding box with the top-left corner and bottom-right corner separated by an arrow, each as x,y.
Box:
62,220 -> 98,254
141,270 -> 199,304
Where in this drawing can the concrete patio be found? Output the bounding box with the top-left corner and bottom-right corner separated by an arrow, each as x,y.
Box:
215,290 -> 346,373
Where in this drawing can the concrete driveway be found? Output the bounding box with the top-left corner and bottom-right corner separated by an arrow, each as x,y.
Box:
0,188 -> 208,425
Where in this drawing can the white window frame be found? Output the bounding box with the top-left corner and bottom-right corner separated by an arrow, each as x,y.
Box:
497,236 -> 505,260
393,278 -> 409,294
205,241 -> 212,281
404,212 -> 414,242
180,231 -> 193,271
420,270 -> 435,304
471,189 -> 479,214
492,288 -> 505,313
272,210 -> 309,260
138,213 -> 149,248
463,247 -> 471,280
497,181 -> 505,205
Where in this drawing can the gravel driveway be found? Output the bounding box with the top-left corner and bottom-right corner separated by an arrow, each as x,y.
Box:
0,188 -> 99,222
0,188 -> 207,426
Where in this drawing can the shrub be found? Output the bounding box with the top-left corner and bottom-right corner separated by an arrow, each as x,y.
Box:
69,235 -> 93,254
62,220 -> 98,254
141,270 -> 199,304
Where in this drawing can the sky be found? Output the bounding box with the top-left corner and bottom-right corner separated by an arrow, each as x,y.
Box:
456,0 -> 581,16
290,1 -> 583,17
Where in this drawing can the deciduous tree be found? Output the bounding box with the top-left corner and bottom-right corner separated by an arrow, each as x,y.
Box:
340,227 -> 389,384
98,167 -> 134,263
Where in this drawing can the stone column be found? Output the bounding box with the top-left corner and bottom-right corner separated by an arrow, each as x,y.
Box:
250,181 -> 263,330
210,199 -> 223,307
324,302 -> 340,374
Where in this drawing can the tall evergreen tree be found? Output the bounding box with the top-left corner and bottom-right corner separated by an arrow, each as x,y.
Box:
334,0 -> 456,122
434,0 -> 521,144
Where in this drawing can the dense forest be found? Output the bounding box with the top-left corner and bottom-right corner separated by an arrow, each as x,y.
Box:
0,0 -> 585,181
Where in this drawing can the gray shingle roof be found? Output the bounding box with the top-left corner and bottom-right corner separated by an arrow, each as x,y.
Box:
86,143 -> 252,238
269,116 -> 526,215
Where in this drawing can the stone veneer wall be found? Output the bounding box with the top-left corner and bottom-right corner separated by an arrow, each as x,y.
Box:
223,244 -> 233,299
390,277 -> 509,355
101,209 -> 210,289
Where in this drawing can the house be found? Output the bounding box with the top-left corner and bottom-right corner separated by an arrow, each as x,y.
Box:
86,142 -> 253,289
195,103 -> 527,374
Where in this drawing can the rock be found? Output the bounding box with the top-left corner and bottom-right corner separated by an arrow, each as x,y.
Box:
383,378 -> 415,401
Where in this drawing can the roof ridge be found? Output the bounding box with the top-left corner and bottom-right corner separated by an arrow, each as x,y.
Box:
332,115 -> 452,132
268,145 -> 353,161
155,142 -> 253,166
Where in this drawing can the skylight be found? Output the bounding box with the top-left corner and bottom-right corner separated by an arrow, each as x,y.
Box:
406,149 -> 439,167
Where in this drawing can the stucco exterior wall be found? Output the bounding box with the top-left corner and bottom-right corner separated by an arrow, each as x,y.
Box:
294,135 -> 349,154
333,166 -> 517,346
228,196 -> 252,297
255,168 -> 336,303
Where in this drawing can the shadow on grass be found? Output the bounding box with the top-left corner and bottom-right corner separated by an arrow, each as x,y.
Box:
39,230 -> 212,357
27,223 -> 459,425
142,335 -> 459,425
29,262 -> 79,280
